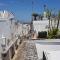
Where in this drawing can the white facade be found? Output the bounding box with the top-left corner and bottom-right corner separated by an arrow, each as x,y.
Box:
0,10 -> 17,60
15,23 -> 23,37
22,24 -> 30,36
0,10 -> 15,40
33,20 -> 49,34
15,23 -> 29,37
0,10 -> 31,60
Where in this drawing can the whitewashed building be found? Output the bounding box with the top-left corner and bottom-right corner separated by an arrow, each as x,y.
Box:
32,12 -> 49,38
33,20 -> 49,34
22,24 -> 31,36
0,10 -> 19,60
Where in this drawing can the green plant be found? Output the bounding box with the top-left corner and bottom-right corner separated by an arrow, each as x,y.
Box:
48,28 -> 58,39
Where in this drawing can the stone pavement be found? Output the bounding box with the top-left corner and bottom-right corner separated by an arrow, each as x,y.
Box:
12,41 -> 38,60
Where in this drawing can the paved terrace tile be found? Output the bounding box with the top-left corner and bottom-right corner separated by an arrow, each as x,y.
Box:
12,41 -> 38,60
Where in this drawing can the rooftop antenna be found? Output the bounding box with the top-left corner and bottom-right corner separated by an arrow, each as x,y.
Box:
32,0 -> 34,13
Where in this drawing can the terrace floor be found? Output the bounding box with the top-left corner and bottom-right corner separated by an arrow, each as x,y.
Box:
12,41 -> 38,60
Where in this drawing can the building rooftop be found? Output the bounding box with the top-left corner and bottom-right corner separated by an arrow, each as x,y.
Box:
0,10 -> 14,20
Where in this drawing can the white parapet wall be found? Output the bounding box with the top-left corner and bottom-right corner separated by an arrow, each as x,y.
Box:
35,39 -> 60,60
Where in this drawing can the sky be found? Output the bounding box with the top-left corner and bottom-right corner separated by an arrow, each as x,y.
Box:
0,0 -> 60,22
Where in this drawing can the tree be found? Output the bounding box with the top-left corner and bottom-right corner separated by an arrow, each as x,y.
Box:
48,11 -> 60,39
46,9 -> 51,30
57,10 -> 60,29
